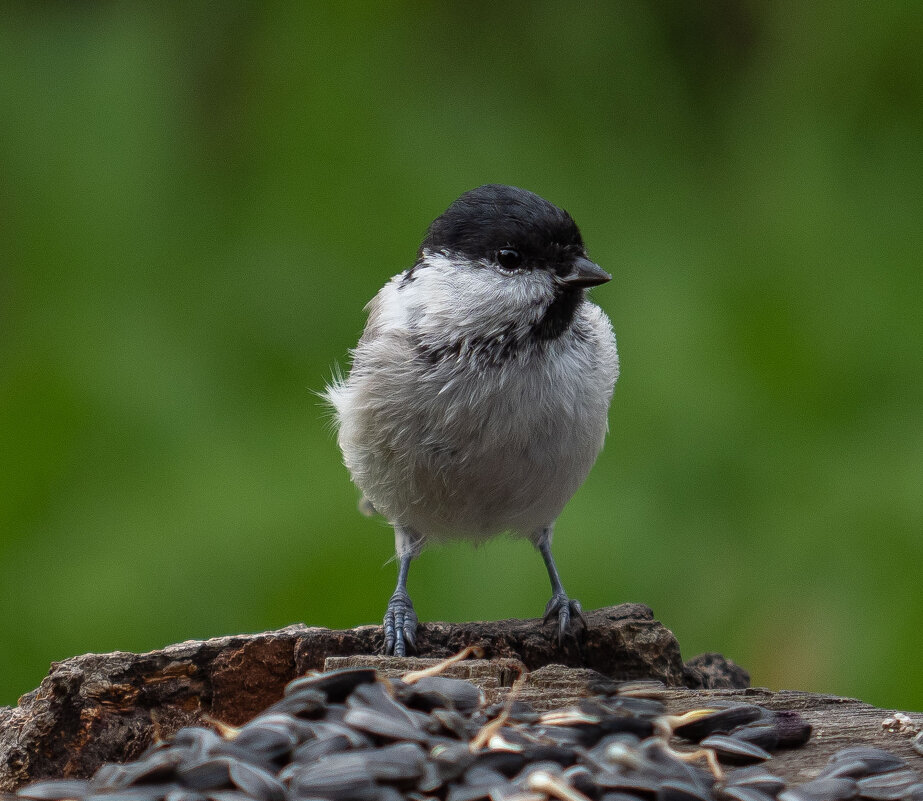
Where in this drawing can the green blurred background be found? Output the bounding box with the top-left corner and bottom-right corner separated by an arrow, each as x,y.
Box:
1,3 -> 921,711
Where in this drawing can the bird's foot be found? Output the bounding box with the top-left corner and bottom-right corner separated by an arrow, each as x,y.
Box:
542,593 -> 586,645
383,589 -> 418,656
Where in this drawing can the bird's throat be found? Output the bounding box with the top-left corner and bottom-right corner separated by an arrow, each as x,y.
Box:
532,287 -> 582,342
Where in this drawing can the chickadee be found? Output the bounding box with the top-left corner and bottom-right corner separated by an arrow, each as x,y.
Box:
325,184 -> 619,656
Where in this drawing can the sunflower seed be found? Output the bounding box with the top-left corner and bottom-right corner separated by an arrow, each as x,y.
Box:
464,765 -> 509,787
768,711 -> 811,748
89,764 -> 127,791
724,765 -> 785,795
594,770 -> 661,794
287,757 -> 379,801
601,737 -> 648,772
431,740 -> 476,775
699,735 -> 772,765
403,676 -> 485,715
291,733 -> 353,763
321,702 -> 349,724
177,758 -> 233,791
562,764 -> 598,797
595,713 -> 655,744
233,721 -> 297,760
84,786 -> 180,801
293,743 -> 427,786
727,725 -> 779,752
171,728 -> 224,759
902,783 -> 923,801
301,719 -> 374,749
227,762 -> 285,801
165,791 -> 206,801
348,681 -> 429,729
474,751 -> 527,779
778,777 -> 857,801
203,792 -> 253,801
344,681 -> 394,710
518,759 -> 567,776
430,707 -> 476,739
639,738 -> 713,789
674,707 -> 765,742
532,725 -> 589,748
106,750 -> 184,787
599,794 -> 650,801
262,686 -> 327,719
17,780 -> 92,800
285,668 -> 378,703
540,707 -> 601,727
367,742 -> 429,783
479,700 -> 540,725
343,704 -> 429,742
417,759 -> 445,794
348,681 -> 418,723
487,726 -> 536,753
520,744 -> 579,769
20,655 -> 872,801
718,787 -> 776,801
488,788 -> 545,801
856,768 -> 918,799
656,779 -> 714,801
821,759 -> 871,780
446,782 -> 497,801
374,787 -> 407,801
827,747 -> 908,776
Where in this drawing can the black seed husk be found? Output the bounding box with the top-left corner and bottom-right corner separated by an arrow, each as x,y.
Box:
19,660 -> 923,801
856,768 -> 918,799
698,735 -> 772,765
284,667 -> 378,702
17,780 -> 93,800
778,776 -> 857,801
674,706 -> 764,743
718,787 -> 776,801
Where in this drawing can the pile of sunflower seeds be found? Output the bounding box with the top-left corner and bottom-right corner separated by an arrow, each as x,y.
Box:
17,666 -> 923,801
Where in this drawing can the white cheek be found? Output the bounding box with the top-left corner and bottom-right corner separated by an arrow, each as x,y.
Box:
412,253 -> 553,337
411,267 -> 462,327
374,277 -> 410,331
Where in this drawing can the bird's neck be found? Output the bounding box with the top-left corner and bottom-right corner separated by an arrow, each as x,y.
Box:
530,287 -> 583,342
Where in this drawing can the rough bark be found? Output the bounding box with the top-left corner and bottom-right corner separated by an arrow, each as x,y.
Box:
327,657 -> 923,781
1,604 -> 919,792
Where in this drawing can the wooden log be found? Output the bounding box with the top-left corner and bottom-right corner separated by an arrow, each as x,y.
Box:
1,604 -> 919,792
336,658 -> 922,785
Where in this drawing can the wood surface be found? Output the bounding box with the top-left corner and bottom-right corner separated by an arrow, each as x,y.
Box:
1,605 -> 918,791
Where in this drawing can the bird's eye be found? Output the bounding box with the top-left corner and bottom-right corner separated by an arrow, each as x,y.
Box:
496,248 -> 522,271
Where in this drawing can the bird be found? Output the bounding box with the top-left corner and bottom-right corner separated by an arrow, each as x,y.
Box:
324,184 -> 619,656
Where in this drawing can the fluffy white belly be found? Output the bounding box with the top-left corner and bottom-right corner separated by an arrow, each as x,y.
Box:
344,339 -> 610,540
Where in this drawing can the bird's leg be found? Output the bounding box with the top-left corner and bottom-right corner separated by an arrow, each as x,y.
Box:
383,525 -> 421,656
533,525 -> 586,644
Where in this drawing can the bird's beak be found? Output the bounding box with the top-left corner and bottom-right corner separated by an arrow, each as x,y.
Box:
558,257 -> 612,288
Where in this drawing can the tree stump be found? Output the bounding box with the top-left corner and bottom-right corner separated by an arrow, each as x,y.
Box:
0,604 -> 919,792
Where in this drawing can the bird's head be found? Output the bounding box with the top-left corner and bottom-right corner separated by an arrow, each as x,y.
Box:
407,185 -> 610,345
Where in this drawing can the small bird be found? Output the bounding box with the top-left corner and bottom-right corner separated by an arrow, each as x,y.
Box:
325,185 -> 619,656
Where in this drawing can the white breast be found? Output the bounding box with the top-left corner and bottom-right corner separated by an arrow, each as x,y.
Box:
328,280 -> 619,541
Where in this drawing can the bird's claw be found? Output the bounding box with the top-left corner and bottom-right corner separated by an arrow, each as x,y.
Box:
383,589 -> 418,656
542,593 -> 586,645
